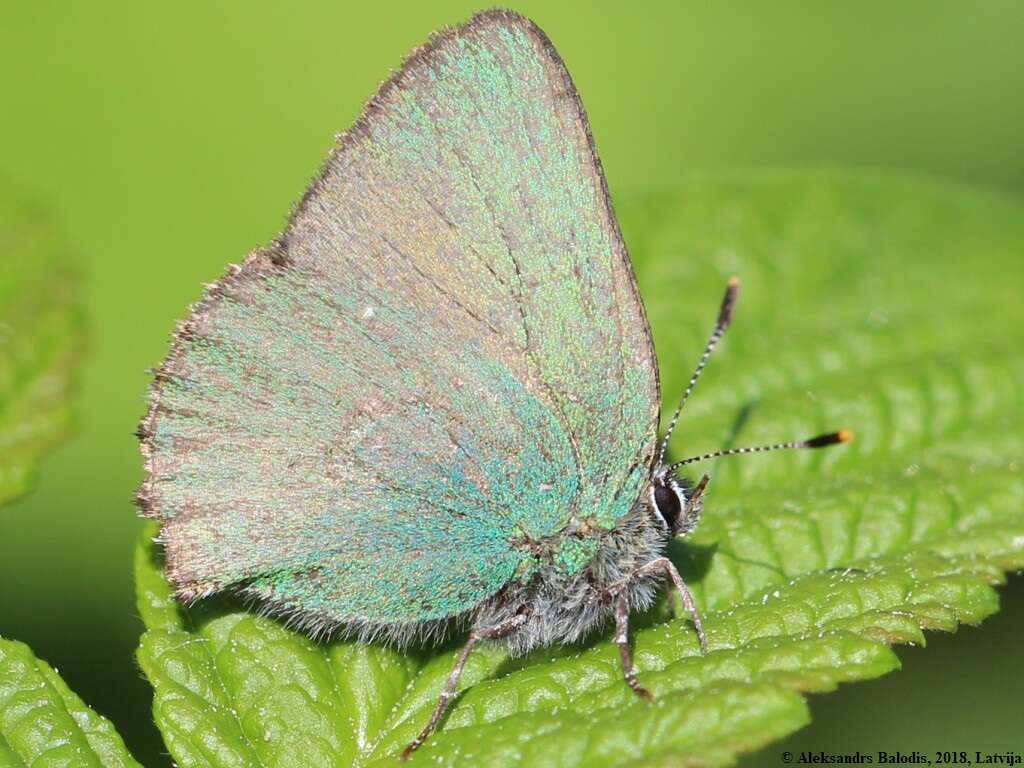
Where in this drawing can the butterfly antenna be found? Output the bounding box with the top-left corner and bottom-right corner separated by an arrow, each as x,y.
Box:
669,429 -> 854,470
656,277 -> 740,466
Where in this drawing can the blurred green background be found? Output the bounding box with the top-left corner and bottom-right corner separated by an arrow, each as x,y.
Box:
2,2 -> 1022,764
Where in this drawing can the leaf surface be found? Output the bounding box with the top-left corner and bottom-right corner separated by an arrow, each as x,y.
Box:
0,186 -> 82,508
135,171 -> 1024,767
0,638 -> 140,768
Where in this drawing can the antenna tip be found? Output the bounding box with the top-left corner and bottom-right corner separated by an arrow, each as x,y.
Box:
805,429 -> 854,448
718,277 -> 741,327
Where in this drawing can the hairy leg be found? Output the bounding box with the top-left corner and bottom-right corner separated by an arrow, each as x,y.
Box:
401,611 -> 528,759
636,556 -> 708,654
611,554 -> 709,701
614,591 -> 652,700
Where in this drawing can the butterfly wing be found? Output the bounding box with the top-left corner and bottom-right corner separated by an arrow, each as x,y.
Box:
139,10 -> 659,633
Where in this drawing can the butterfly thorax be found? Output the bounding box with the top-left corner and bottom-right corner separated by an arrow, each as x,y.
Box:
474,487 -> 672,657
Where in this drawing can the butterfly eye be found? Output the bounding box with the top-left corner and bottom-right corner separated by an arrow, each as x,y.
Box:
653,482 -> 683,529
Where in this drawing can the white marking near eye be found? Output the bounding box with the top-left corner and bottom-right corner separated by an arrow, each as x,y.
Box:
649,487 -> 667,527
668,479 -> 686,504
538,482 -> 554,492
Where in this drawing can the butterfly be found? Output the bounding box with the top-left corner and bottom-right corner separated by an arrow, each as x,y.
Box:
137,9 -> 851,758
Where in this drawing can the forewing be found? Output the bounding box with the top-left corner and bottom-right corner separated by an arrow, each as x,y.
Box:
139,10 -> 659,630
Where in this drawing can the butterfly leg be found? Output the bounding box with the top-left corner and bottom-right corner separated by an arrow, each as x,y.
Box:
401,611 -> 528,759
612,555 -> 708,701
614,591 -> 652,700
637,556 -> 709,654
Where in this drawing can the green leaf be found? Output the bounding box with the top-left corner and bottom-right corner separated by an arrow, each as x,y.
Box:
0,185 -> 83,508
135,171 -> 1024,767
0,638 -> 141,767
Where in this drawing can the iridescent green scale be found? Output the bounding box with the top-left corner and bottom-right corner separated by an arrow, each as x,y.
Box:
139,11 -> 659,630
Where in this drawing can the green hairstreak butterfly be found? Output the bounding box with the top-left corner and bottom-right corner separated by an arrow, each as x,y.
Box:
137,9 -> 851,757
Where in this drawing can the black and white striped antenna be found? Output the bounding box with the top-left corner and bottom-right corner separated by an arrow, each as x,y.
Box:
656,277 -> 740,467
657,277 -> 853,470
669,430 -> 854,471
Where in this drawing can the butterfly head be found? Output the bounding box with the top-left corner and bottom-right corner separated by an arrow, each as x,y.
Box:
647,465 -> 695,536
